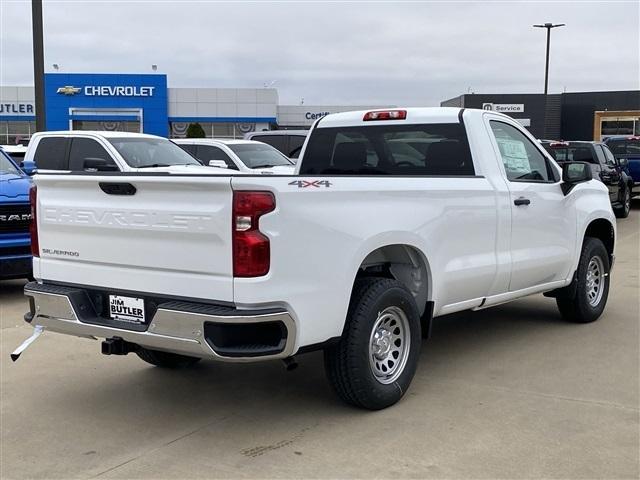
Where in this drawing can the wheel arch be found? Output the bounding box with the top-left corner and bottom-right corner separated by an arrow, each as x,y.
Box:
583,218 -> 615,263
353,243 -> 433,318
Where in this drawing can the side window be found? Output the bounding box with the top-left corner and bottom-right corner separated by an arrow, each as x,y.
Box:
602,145 -> 618,166
196,145 -> 238,169
489,121 -> 556,182
33,137 -> 68,170
252,135 -> 287,155
68,138 -> 116,171
288,135 -> 306,158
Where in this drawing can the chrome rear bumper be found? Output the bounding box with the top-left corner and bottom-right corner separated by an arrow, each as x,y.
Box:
24,282 -> 296,362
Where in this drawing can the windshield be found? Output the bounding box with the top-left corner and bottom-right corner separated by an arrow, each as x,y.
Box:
0,151 -> 20,175
607,139 -> 640,156
228,143 -> 293,168
108,138 -> 202,168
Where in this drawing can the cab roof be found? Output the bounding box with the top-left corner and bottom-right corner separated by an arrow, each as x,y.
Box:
31,131 -> 162,139
316,107 -> 469,128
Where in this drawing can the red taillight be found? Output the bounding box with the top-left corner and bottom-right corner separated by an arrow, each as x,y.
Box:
29,185 -> 39,257
232,191 -> 275,277
363,110 -> 407,121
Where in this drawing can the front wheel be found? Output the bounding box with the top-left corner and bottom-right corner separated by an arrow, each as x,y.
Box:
615,187 -> 631,218
324,277 -> 422,410
556,237 -> 610,323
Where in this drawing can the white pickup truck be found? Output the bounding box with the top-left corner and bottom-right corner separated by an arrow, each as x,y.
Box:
22,131 -> 229,175
21,108 -> 616,410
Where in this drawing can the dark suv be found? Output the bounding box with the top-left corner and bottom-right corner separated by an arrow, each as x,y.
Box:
541,140 -> 632,218
604,136 -> 640,199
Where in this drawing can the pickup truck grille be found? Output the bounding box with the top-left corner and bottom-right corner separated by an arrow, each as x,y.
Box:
0,204 -> 32,233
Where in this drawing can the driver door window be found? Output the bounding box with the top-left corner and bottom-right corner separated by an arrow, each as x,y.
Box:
68,138 -> 117,171
490,121 -> 556,182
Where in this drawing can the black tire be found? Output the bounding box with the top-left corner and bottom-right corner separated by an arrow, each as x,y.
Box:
556,237 -> 610,323
324,277 -> 422,410
614,186 -> 631,219
136,348 -> 201,368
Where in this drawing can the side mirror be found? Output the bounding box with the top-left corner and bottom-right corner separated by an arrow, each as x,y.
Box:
20,160 -> 37,176
561,161 -> 592,195
208,160 -> 228,169
83,158 -> 119,172
619,158 -> 629,167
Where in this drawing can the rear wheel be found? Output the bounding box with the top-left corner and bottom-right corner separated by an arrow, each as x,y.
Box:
556,237 -> 610,323
136,348 -> 201,368
615,187 -> 631,218
324,277 -> 421,410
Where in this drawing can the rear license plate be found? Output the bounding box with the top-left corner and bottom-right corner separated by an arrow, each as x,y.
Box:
108,295 -> 145,324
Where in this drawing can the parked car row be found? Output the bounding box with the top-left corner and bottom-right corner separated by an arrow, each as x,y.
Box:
12,107 -> 619,410
540,140 -> 633,218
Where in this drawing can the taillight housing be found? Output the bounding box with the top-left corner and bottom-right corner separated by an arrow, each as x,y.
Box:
363,110 -> 407,121
29,185 -> 39,257
233,191 -> 275,277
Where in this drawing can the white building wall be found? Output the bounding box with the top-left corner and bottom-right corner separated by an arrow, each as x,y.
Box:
168,88 -> 278,120
277,104 -> 391,127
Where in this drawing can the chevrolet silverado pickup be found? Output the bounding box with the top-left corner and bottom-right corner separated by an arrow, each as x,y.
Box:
21,108 -> 616,410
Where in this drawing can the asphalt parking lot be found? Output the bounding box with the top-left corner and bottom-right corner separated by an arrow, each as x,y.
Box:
1,205 -> 638,480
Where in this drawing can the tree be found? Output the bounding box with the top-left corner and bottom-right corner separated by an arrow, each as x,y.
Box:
186,123 -> 206,138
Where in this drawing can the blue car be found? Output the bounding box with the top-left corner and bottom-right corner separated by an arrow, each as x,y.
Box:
604,135 -> 640,198
0,148 -> 34,280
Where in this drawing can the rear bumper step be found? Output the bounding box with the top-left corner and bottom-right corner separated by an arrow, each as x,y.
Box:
23,282 -> 296,362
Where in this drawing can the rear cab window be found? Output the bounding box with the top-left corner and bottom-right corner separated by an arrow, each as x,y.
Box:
300,123 -> 475,176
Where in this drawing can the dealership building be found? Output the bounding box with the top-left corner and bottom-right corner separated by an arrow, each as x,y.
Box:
0,72 -> 384,145
441,90 -> 639,141
1,72 -> 638,145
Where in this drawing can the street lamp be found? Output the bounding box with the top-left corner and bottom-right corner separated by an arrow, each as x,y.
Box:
533,23 -> 565,95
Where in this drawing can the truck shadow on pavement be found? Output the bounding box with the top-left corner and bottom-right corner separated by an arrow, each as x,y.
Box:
47,295 -> 570,422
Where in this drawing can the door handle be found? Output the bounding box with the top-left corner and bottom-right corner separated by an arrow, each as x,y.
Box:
514,197 -> 530,206
99,182 -> 136,196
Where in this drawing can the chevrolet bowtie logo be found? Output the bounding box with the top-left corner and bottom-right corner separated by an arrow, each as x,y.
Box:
56,86 -> 81,95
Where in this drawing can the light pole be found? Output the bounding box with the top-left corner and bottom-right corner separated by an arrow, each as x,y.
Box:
31,0 -> 46,131
533,23 -> 565,95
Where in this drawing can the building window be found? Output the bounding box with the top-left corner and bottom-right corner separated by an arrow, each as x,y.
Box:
0,121 -> 36,145
72,120 -> 140,133
170,122 -> 256,139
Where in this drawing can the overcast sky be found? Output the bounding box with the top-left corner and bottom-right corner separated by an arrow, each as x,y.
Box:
1,1 -> 638,106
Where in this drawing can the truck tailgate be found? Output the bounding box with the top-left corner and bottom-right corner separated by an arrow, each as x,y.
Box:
34,174 -> 234,302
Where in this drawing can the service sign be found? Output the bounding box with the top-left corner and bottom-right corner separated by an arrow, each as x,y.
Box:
482,103 -> 525,113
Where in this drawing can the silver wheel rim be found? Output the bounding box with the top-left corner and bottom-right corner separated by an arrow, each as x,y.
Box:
369,306 -> 410,384
586,256 -> 605,307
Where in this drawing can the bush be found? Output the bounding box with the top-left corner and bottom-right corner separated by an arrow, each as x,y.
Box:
186,123 -> 206,138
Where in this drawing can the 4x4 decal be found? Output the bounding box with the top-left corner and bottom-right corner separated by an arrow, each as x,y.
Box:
288,180 -> 332,188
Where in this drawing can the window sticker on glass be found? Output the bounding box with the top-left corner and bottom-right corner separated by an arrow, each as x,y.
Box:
496,138 -> 530,174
